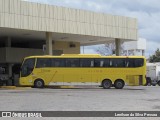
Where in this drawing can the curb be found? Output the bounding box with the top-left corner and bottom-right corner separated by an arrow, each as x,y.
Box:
0,86 -> 16,89
46,86 -> 75,89
0,86 -> 31,89
0,86 -> 75,89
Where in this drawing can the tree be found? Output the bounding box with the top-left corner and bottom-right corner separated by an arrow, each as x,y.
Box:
96,43 -> 115,56
96,41 -> 125,56
149,48 -> 160,62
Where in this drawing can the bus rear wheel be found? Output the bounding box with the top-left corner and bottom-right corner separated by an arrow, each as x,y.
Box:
102,80 -> 112,89
34,79 -> 44,88
114,79 -> 124,89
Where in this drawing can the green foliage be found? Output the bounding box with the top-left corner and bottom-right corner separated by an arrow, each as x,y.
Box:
149,48 -> 160,62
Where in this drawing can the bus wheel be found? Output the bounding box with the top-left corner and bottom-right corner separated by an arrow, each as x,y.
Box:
34,79 -> 44,88
102,79 -> 112,89
114,79 -> 125,89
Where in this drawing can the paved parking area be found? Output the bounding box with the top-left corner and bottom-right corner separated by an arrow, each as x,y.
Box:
0,86 -> 160,112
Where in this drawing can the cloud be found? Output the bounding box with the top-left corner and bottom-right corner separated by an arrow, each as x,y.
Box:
24,0 -> 160,57
146,40 -> 160,56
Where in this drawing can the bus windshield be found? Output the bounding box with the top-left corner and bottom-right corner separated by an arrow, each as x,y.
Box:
21,58 -> 35,77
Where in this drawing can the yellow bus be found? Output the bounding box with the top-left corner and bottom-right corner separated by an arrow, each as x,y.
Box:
19,54 -> 146,89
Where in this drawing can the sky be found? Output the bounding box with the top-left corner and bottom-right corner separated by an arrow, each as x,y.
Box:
24,0 -> 160,57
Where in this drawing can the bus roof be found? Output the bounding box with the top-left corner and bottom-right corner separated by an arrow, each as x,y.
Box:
24,54 -> 146,59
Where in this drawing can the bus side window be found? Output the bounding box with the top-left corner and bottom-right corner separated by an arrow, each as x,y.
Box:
117,59 -> 126,67
36,58 -> 51,68
91,61 -> 94,67
94,59 -> 106,67
110,59 -> 117,67
94,59 -> 100,67
135,59 -> 144,67
110,59 -> 126,67
51,59 -> 65,67
126,59 -> 134,67
66,59 -> 79,67
104,59 -> 110,67
54,61 -> 60,67
80,59 -> 94,67
126,59 -> 144,67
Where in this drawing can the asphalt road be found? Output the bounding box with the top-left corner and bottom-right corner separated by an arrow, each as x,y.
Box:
0,86 -> 160,119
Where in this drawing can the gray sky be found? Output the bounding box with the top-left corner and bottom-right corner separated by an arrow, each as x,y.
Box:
25,0 -> 160,57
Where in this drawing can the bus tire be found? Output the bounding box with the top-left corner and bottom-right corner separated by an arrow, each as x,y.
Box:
157,81 -> 160,86
34,79 -> 44,88
114,79 -> 125,89
102,79 -> 112,89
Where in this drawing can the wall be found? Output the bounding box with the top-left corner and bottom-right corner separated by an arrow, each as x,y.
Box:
123,38 -> 146,50
137,38 -> 146,50
0,41 -> 80,63
53,41 -> 80,54
0,0 -> 137,40
5,47 -> 43,63
0,48 -> 6,63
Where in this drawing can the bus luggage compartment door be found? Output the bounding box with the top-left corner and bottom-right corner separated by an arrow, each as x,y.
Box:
127,75 -> 143,86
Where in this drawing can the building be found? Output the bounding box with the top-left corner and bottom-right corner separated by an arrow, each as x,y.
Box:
123,38 -> 146,56
0,0 -> 138,85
